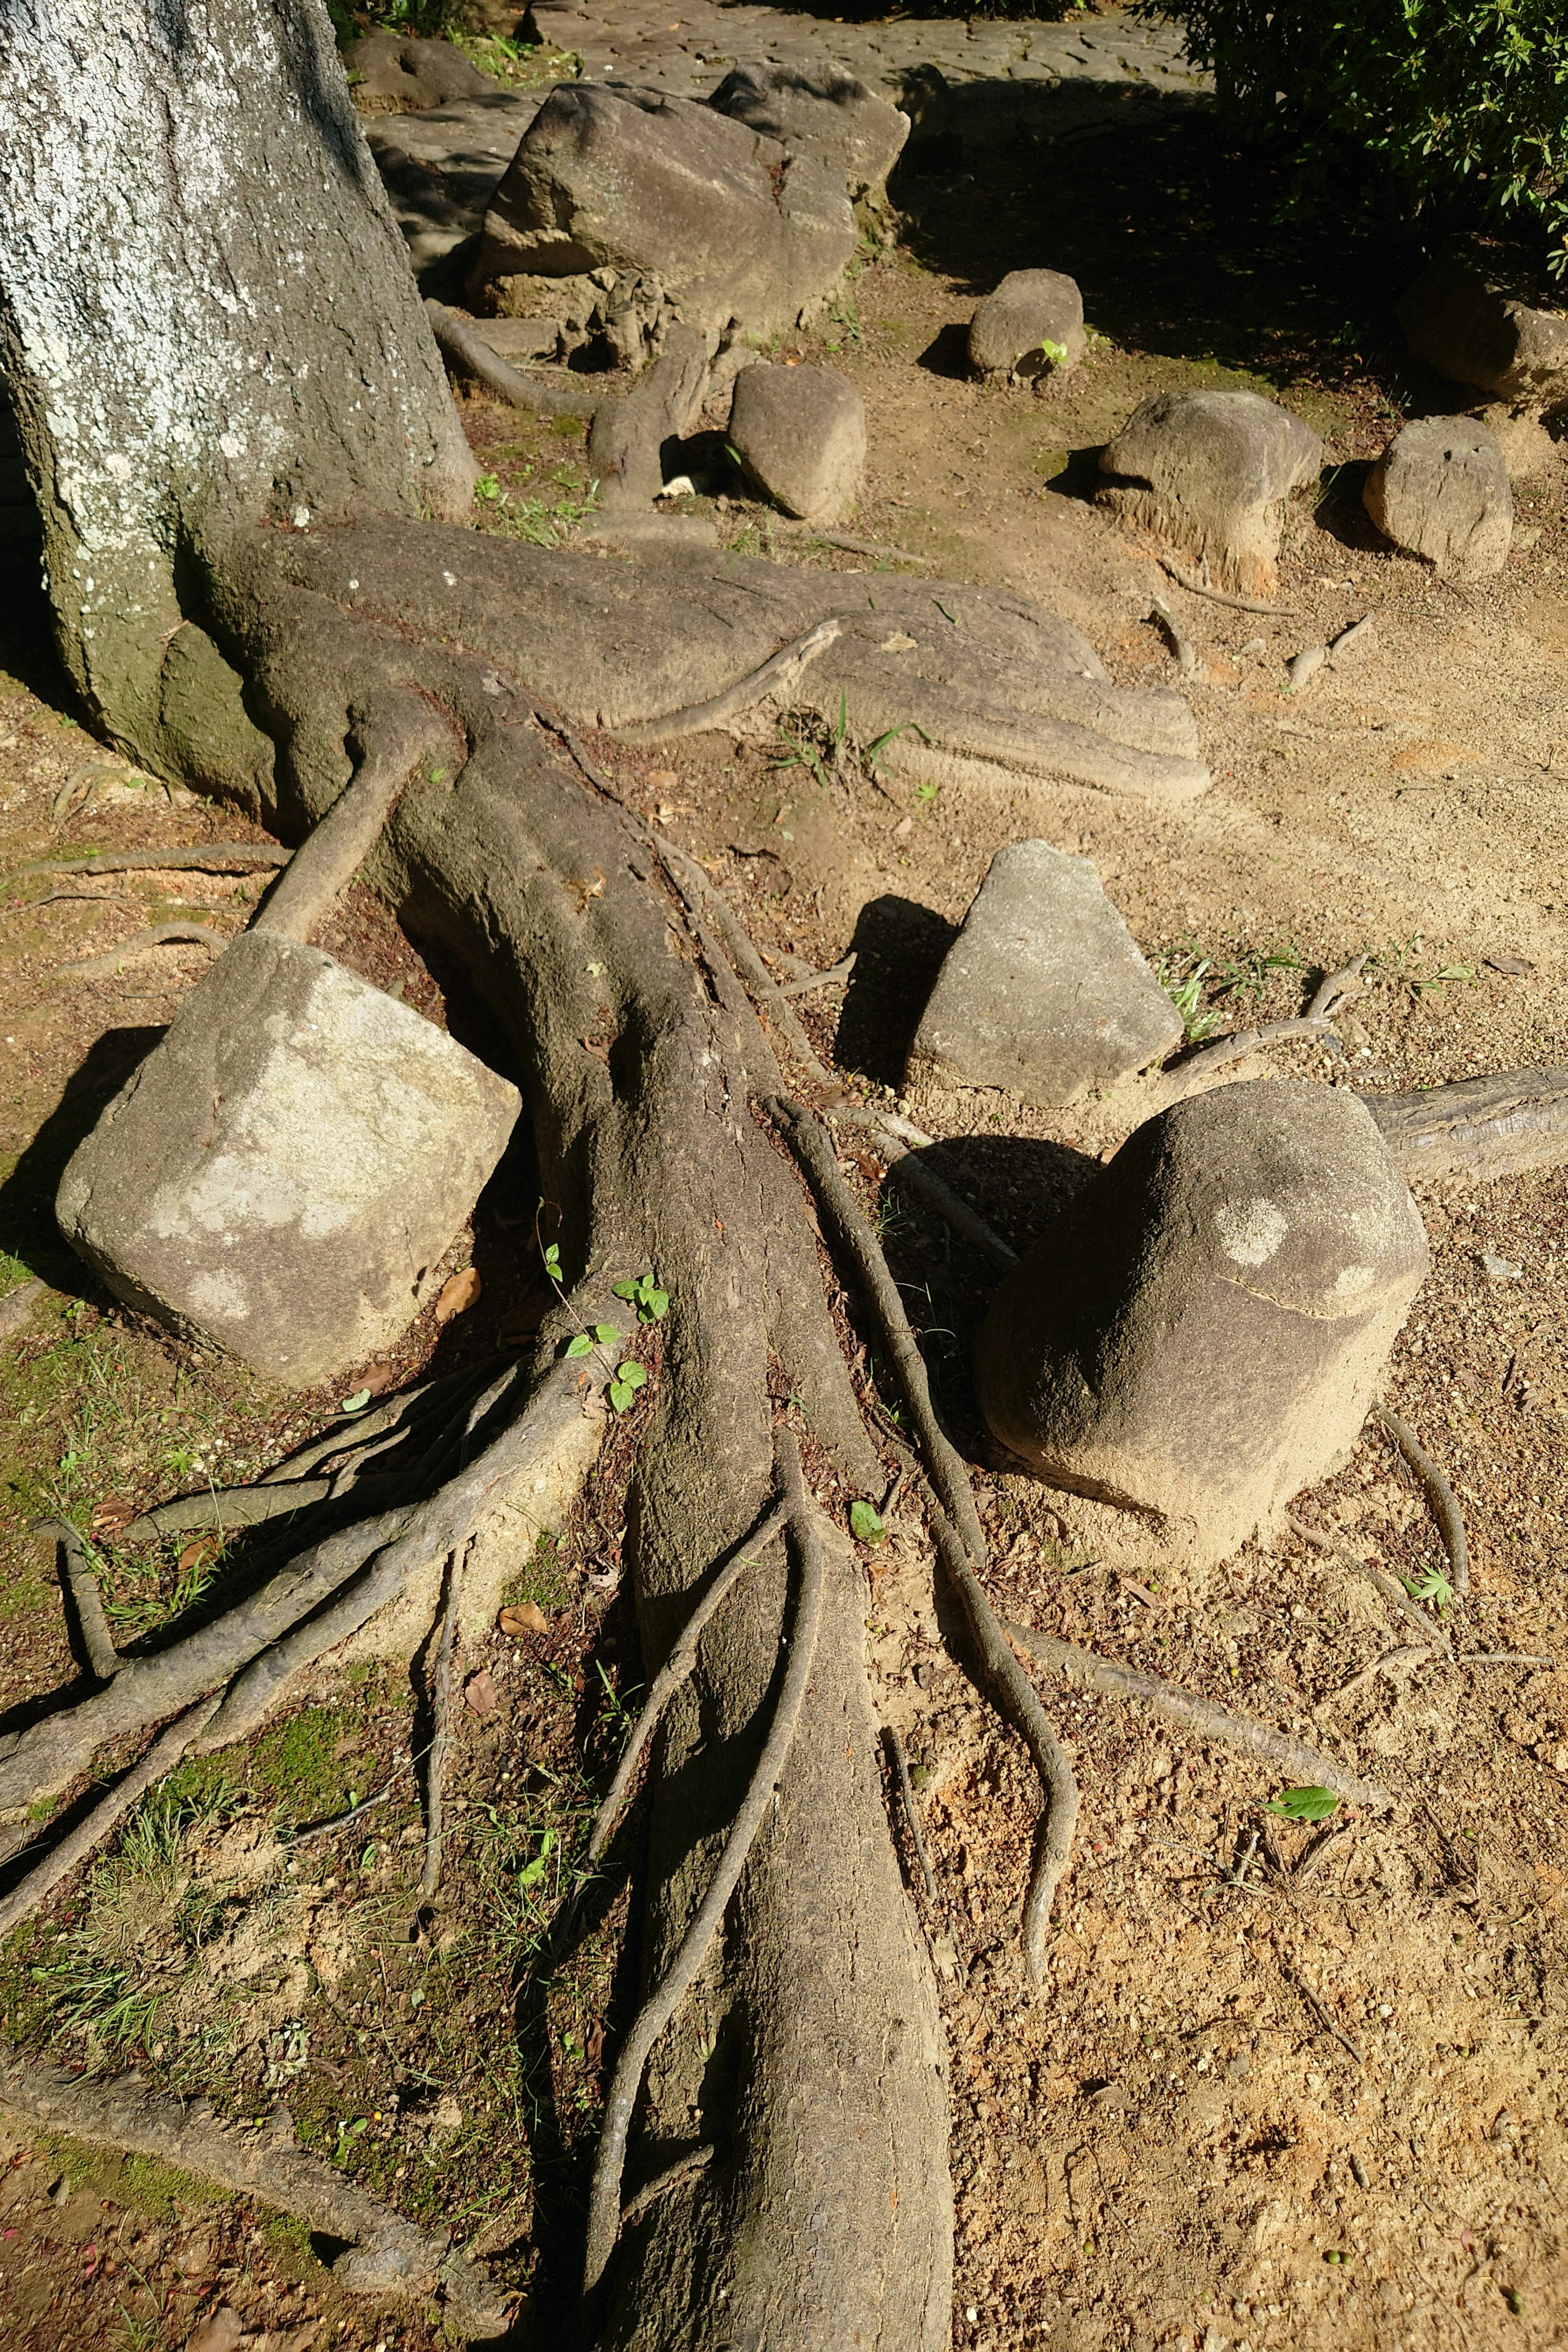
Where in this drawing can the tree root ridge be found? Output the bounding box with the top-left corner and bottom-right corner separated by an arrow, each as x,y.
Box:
1370,1402 -> 1470,1597
34,1520 -> 118,1684
1004,1621 -> 1393,1811
583,1427 -> 824,2300
0,2042 -> 509,2335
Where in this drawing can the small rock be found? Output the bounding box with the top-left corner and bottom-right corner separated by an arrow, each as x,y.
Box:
1224,2054 -> 1252,2080
185,2308 -> 245,2352
1098,388 -> 1323,599
974,1081 -> 1431,1567
464,1668 -> 498,1716
56,933 -> 519,1386
968,267 -> 1084,383
1363,416 -> 1512,579
727,362 -> 866,523
432,2091 -> 464,2134
905,839 -> 1183,1108
1480,1252 -> 1523,1281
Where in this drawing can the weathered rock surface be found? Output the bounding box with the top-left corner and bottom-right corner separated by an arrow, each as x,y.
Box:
1363,415 -> 1512,579
1098,388 -> 1323,597
968,268 -> 1084,383
343,33 -> 497,116
708,62 -> 908,208
470,82 -> 856,343
365,94 -> 543,277
974,1080 -> 1430,1565
56,933 -> 520,1385
727,362 -> 866,522
906,840 -> 1181,1107
1396,238 -> 1568,412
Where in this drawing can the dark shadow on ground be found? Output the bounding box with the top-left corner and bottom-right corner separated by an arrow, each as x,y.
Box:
0,1027 -> 163,1290
833,892 -> 956,1087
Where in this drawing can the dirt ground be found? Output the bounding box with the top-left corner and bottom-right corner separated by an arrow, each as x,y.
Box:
2,52 -> 1567,2352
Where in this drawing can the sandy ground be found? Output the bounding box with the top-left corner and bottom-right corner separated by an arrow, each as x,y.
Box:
2,35 -> 1567,2352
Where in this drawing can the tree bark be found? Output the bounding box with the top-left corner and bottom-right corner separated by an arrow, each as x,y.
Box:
0,0 -> 474,763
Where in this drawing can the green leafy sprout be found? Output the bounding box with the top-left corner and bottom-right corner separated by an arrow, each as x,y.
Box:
849,1499 -> 886,1546
1265,1786 -> 1339,1823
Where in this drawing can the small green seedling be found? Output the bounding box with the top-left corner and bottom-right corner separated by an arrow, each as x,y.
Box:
1266,1786 -> 1339,1822
1402,1563 -> 1455,1611
340,1388 -> 372,1415
565,1324 -> 623,1359
517,1828 -> 555,1890
613,1272 -> 669,1322
849,1499 -> 885,1546
865,719 -> 932,773
1038,337 -> 1069,368
607,1359 -> 648,1414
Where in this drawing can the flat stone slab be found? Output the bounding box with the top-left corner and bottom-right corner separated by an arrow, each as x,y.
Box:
365,93 -> 545,274
906,839 -> 1183,1107
57,933 -> 520,1386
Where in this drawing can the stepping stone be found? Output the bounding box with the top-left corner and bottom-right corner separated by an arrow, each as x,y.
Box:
727,361 -> 866,522
57,933 -> 519,1386
1363,416 -> 1512,580
904,840 -> 1183,1108
968,267 -> 1084,383
974,1080 -> 1430,1567
1098,388 -> 1323,599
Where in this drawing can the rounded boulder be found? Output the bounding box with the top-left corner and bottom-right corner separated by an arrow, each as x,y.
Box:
727,362 -> 866,523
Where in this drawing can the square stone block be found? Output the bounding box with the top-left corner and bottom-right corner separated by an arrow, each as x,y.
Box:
57,932 -> 520,1385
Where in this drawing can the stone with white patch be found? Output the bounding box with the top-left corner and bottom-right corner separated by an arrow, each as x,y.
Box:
904,839 -> 1182,1108
973,1080 -> 1429,1566
56,932 -> 519,1385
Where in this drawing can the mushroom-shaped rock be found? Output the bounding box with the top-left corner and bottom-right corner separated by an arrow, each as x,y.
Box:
968,269 -> 1085,384
708,63 -> 909,208
1363,416 -> 1512,580
1097,388 -> 1323,599
974,1081 -> 1430,1567
470,83 -> 855,343
906,840 -> 1182,1108
728,362 -> 866,523
56,933 -> 520,1386
341,33 -> 497,115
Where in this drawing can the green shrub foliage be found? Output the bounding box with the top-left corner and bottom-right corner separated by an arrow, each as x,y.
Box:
1141,2 -> 1568,274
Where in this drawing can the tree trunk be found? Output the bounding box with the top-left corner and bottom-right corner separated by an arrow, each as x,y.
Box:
0,0 -> 473,768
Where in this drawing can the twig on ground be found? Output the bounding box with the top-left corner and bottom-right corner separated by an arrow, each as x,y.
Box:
34,1520 -> 118,1684
768,1092 -> 1076,1975
0,2042 -> 509,2334
1286,1514 -> 1452,1655
582,1428 -> 825,2299
763,517 -> 932,566
0,1695 -> 220,1942
588,1501 -> 789,1864
1287,1971 -> 1364,2065
0,1278 -> 47,1343
1457,1651 -> 1555,1666
424,298 -> 600,421
620,2145 -> 716,2231
1371,1403 -> 1469,1597
1150,592 -> 1198,676
884,1724 -> 935,1897
287,1784 -> 395,1847
1158,557 -> 1294,615
614,619 -> 844,744
1306,954 -> 1368,1022
1004,1620 -> 1392,1809
778,953 -> 856,997
1320,1645 -> 1430,1708
54,920 -> 229,978
2,846 -> 291,894
419,1544 -> 467,1900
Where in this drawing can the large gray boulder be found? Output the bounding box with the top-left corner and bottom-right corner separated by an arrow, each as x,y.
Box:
1098,388 -> 1323,598
57,933 -> 520,1386
366,94 -> 543,278
1396,239 -> 1568,410
469,83 -> 856,346
968,269 -> 1084,384
727,362 -> 866,523
974,1081 -> 1430,1566
1363,416 -> 1512,579
708,63 -> 908,212
906,840 -> 1181,1108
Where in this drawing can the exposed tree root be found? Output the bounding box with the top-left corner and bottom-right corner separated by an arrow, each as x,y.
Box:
1286,1514 -> 1452,1655
1004,1621 -> 1392,1809
2,846 -> 291,893
35,1520 -> 118,1684
419,1542 -> 466,1900
1158,557 -> 1294,615
0,2042 -> 509,2335
0,1697 -> 219,1942
583,1429 -> 825,2300
1370,1403 -> 1470,1597
587,1499 -> 789,1865
885,1722 -> 936,1897
55,920 -> 227,977
424,298 -> 599,420
615,619 -> 844,743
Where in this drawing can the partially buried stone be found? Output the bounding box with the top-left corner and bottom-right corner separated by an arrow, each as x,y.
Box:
1363,416 -> 1512,580
968,268 -> 1084,383
1098,388 -> 1323,599
56,933 -> 519,1386
727,362 -> 866,523
973,1081 -> 1430,1567
904,840 -> 1181,1108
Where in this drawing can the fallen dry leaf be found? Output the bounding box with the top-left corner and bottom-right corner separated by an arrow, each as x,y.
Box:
178,1535 -> 220,1574
361,1361 -> 399,1394
434,1265 -> 481,1323
647,768 -> 679,790
499,1601 -> 548,1638
1485,952 -> 1535,976
464,1668 -> 497,1715
90,1496 -> 136,1535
